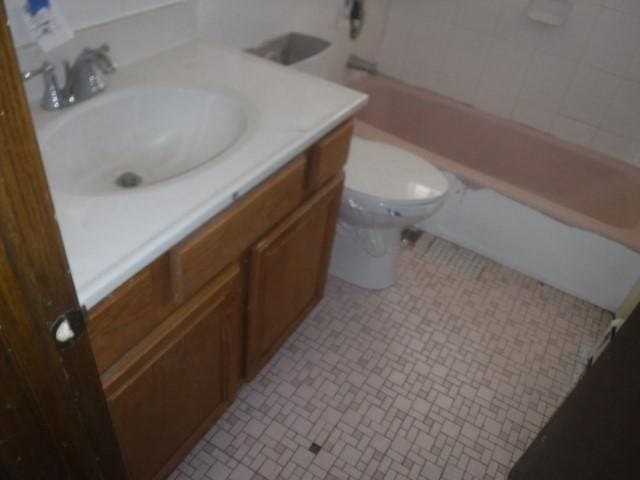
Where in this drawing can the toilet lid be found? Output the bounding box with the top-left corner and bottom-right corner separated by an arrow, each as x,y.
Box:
345,137 -> 448,203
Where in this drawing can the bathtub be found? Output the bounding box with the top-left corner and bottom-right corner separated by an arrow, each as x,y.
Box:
352,76 -> 640,311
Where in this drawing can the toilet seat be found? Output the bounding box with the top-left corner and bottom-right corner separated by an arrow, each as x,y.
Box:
345,137 -> 448,205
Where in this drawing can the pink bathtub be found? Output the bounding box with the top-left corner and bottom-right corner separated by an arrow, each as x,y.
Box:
352,76 -> 640,252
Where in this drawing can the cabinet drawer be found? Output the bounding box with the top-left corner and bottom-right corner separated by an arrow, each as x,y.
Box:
307,120 -> 353,192
89,255 -> 172,374
104,263 -> 243,480
170,156 -> 307,304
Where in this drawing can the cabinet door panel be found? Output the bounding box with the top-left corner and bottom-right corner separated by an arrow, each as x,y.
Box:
247,176 -> 343,378
105,263 -> 242,480
258,210 -> 327,355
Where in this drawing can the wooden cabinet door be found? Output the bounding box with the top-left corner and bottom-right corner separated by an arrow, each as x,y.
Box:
105,263 -> 244,480
246,176 -> 343,378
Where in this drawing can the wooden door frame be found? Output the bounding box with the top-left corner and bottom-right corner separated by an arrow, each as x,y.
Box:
0,2 -> 127,478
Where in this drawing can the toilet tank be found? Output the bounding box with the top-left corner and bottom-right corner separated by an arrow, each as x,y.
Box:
246,32 -> 333,79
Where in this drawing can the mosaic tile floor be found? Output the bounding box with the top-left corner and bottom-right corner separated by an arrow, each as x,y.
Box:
171,235 -> 610,480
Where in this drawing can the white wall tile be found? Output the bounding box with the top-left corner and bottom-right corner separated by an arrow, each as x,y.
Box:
479,41 -> 531,96
59,0 -> 125,30
601,79 -> 640,138
494,0 -> 544,49
551,115 -> 597,147
513,100 -> 555,132
441,27 -> 490,84
367,0 -> 640,166
592,130 -> 636,160
519,52 -> 577,111
414,69 -> 447,92
453,0 -> 503,35
624,49 -> 640,82
473,87 -> 517,117
536,3 -> 600,61
599,0 -> 640,17
629,145 -> 640,167
196,0 -> 290,49
409,20 -> 450,74
582,8 -> 640,75
56,0 -> 186,31
415,0 -> 459,24
378,3 -> 415,78
560,65 -> 619,125
436,73 -> 478,104
123,0 -> 182,15
294,0 -> 341,38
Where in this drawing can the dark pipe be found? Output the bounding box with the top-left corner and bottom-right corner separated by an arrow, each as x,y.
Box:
350,0 -> 365,39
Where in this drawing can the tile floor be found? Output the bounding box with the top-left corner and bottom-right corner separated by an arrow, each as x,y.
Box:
171,235 -> 610,480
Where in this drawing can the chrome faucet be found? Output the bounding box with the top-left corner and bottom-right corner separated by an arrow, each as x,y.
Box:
70,44 -> 116,103
22,60 -> 74,111
22,44 -> 116,111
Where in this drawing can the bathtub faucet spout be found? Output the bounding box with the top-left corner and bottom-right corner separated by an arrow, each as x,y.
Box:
347,55 -> 378,75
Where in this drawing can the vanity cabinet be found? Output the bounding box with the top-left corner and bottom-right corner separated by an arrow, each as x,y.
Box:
88,120 -> 353,480
246,175 -> 342,378
103,263 -> 243,480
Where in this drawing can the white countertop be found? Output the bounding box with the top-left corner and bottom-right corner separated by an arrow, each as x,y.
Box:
31,40 -> 367,309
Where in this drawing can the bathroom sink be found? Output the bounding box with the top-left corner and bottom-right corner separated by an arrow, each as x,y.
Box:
40,87 -> 249,194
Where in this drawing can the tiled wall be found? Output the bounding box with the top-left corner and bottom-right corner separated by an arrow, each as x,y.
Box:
12,0 -> 639,166
376,0 -> 640,167
194,0 -> 388,83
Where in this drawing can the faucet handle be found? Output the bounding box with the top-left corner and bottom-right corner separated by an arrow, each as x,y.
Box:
70,44 -> 116,103
78,44 -> 116,74
22,61 -> 55,81
94,44 -> 117,73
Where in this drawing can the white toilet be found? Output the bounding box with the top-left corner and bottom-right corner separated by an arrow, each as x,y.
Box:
330,136 -> 449,289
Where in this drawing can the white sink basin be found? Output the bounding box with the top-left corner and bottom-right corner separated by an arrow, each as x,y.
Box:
41,87 -> 249,194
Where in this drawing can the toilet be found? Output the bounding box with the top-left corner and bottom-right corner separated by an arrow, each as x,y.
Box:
330,136 -> 449,289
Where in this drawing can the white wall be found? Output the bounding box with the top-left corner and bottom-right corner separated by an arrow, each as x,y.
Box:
194,0 -> 389,83
7,0 -> 197,101
377,0 -> 640,168
11,0 -> 640,168
8,0 -> 388,101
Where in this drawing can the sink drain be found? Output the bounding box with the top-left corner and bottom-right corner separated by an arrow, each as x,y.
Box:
115,172 -> 142,189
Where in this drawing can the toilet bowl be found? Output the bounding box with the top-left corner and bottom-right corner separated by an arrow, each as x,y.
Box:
329,136 -> 449,289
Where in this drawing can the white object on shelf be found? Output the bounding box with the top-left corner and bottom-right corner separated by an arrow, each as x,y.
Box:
19,0 -> 74,51
526,0 -> 572,27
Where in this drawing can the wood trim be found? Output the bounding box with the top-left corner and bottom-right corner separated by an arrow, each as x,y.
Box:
0,4 -> 127,478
